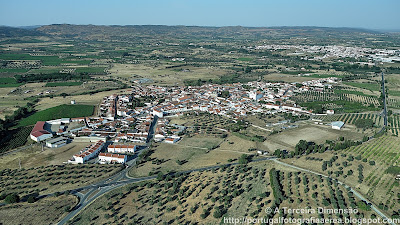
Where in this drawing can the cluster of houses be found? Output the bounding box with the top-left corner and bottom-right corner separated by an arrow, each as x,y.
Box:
29,77 -> 343,164
254,44 -> 400,61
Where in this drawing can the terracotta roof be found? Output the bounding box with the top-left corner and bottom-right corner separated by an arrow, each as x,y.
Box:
30,121 -> 51,137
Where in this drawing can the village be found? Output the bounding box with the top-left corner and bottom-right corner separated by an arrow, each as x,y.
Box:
28,77 -> 341,165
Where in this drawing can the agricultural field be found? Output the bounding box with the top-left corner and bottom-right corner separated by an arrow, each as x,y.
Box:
17,104 -> 94,127
0,125 -> 33,153
128,137 -> 237,178
284,135 -> 400,219
388,115 -> 400,135
0,195 -> 78,225
0,53 -> 93,66
312,113 -> 384,128
73,161 -> 379,225
109,63 -> 228,85
45,82 -> 83,87
292,91 -> 380,113
169,112 -> 235,138
0,142 -> 96,170
34,88 -> 132,112
343,81 -> 381,92
0,164 -> 123,197
0,77 -> 23,88
264,124 -> 366,152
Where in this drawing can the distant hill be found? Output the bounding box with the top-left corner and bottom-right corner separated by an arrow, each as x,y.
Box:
34,24 -> 382,43
0,26 -> 45,37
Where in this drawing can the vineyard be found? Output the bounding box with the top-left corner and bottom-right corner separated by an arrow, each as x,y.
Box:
312,113 -> 383,127
292,91 -> 380,106
388,115 -> 400,136
388,99 -> 400,108
0,126 -> 33,153
343,135 -> 400,215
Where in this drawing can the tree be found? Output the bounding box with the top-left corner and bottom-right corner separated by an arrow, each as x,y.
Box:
27,195 -> 36,203
213,207 -> 225,218
354,118 -> 374,129
5,193 -> 20,204
219,91 -> 230,98
238,154 -> 249,164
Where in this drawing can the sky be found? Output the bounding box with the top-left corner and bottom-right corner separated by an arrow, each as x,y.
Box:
1,0 -> 399,31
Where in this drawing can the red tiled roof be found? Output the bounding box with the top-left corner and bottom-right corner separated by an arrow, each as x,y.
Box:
30,121 -> 51,137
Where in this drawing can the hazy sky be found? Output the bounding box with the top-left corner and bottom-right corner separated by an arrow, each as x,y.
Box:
1,0 -> 399,30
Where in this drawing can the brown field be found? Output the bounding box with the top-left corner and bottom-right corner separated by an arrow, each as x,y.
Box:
0,163 -> 123,196
0,86 -> 29,119
264,124 -> 366,151
0,195 -> 78,225
281,136 -> 400,219
128,134 -> 256,178
35,88 -> 131,111
0,142 -> 93,170
109,63 -> 227,85
73,160 -> 379,225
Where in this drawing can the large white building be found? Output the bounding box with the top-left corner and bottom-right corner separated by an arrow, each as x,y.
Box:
69,140 -> 104,164
249,91 -> 263,101
30,121 -> 53,142
98,153 -> 127,164
107,144 -> 137,154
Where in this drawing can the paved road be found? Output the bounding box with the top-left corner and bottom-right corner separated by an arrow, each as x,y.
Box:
273,159 -> 395,225
57,156 -> 277,224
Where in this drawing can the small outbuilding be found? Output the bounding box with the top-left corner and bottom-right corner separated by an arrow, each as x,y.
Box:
331,121 -> 344,130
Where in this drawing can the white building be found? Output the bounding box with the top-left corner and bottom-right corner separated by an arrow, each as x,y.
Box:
327,110 -> 335,115
331,121 -> 344,130
98,153 -> 127,164
30,121 -> 53,142
153,109 -> 164,118
249,91 -> 263,101
164,136 -> 181,144
45,137 -> 68,148
107,144 -> 137,154
69,140 -> 104,164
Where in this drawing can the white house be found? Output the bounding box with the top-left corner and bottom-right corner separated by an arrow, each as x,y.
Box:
327,110 -> 335,115
69,140 -> 104,164
164,136 -> 181,144
98,153 -> 127,164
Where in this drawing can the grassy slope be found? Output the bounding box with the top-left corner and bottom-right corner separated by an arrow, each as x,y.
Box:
17,104 -> 94,127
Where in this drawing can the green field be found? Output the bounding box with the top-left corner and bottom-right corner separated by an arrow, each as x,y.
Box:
334,89 -> 375,97
343,81 -> 381,92
0,54 -> 92,66
308,74 -> 345,79
0,126 -> 33,153
0,77 -> 23,88
0,68 -> 29,73
74,67 -> 106,74
17,104 -> 94,127
45,82 -> 82,87
237,57 -> 253,61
